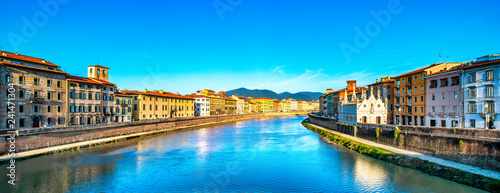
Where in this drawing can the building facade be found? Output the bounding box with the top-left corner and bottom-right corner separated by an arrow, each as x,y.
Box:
425,67 -> 463,127
232,95 -> 245,114
114,92 -> 133,122
1,51 -> 67,128
462,55 -> 500,129
367,77 -> 395,124
250,98 -> 274,112
192,95 -> 210,117
394,62 -> 463,126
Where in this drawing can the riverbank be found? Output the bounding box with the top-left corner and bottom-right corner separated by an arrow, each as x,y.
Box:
0,112 -> 307,163
302,119 -> 500,193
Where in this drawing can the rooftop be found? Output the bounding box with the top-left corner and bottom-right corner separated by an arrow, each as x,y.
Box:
0,51 -> 60,68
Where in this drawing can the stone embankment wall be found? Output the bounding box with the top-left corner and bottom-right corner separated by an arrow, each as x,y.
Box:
0,112 -> 307,155
308,114 -> 500,172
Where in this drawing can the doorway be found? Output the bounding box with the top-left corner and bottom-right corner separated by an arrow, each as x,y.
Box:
32,117 -> 40,128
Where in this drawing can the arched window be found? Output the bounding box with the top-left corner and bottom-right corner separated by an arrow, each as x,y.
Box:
90,68 -> 93,73
128,100 -> 131,105
103,70 -> 106,75
116,99 -> 120,105
97,69 -> 100,74
122,99 -> 125,104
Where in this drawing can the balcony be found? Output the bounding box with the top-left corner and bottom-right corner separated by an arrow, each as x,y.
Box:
438,112 -> 447,118
449,112 -> 459,118
30,97 -> 46,104
428,112 -> 436,117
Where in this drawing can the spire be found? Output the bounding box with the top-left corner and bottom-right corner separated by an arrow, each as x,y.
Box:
377,88 -> 381,99
369,86 -> 374,99
352,87 -> 357,101
344,89 -> 348,103
361,89 -> 366,100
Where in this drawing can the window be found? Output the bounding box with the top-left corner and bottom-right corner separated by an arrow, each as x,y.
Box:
442,93 -> 445,100
430,80 -> 437,88
90,68 -> 93,73
88,93 -> 92,100
486,101 -> 495,113
57,93 -> 62,100
6,75 -> 11,83
468,87 -> 476,98
453,91 -> 457,99
441,106 -> 445,114
440,78 -> 448,87
387,95 -> 391,100
414,76 -> 417,82
47,106 -> 52,113
103,70 -> 106,75
421,75 -> 424,80
420,107 -> 423,113
451,76 -> 459,86
19,105 -> 24,113
468,102 -> 477,113
70,92 -> 75,99
47,79 -> 52,87
402,79 -> 405,84
486,70 -> 494,81
19,76 -> 24,84
19,119 -> 25,128
420,96 -> 424,102
414,107 -> 417,113
486,86 -> 494,97
470,119 -> 476,128
95,106 -> 99,112
420,85 -> 424,91
103,94 -> 107,100
47,92 -> 51,100
58,106 -> 61,112
34,105 -> 39,113
452,120 -> 458,128
431,106 -> 435,113
468,73 -> 476,83
19,90 -> 24,99
34,78 -> 39,85
432,94 -> 435,101
57,81 -> 62,88
143,104 -> 146,110
134,104 -> 138,110
414,86 -> 417,92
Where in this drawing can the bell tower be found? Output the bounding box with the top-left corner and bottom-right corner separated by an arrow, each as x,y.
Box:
87,65 -> 109,81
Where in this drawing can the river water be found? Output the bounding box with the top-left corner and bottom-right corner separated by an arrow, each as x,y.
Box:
0,116 -> 485,192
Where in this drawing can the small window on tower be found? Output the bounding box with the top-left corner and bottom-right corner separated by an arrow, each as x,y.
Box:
103,70 -> 106,75
90,68 -> 93,73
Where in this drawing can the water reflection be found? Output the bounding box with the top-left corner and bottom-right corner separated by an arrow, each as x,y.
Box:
0,116 -> 486,193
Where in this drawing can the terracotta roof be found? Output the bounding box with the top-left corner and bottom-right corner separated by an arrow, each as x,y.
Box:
67,75 -> 103,84
428,65 -> 463,76
232,95 -> 245,99
88,78 -> 115,86
0,51 -> 60,67
393,63 -> 439,78
115,93 -> 133,97
461,59 -> 500,70
187,94 -> 209,98
1,62 -> 67,75
88,65 -> 109,69
120,90 -> 194,100
251,97 -> 273,100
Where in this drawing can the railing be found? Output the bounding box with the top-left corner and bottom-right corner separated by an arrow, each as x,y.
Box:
428,112 -> 436,117
449,112 -> 458,118
30,97 -> 46,104
439,112 -> 447,118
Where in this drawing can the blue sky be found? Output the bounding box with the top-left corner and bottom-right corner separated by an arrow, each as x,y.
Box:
1,0 -> 499,94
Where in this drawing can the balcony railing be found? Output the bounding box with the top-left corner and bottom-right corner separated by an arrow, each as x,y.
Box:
438,112 -> 447,118
428,112 -> 436,117
30,97 -> 46,104
449,112 -> 459,118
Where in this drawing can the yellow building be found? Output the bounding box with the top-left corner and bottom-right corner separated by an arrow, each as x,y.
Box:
225,97 -> 237,115
280,100 -> 291,112
250,98 -> 274,112
196,89 -> 226,115
120,89 -> 194,121
244,99 -> 250,113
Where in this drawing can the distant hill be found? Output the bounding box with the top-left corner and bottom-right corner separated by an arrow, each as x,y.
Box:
226,88 -> 322,101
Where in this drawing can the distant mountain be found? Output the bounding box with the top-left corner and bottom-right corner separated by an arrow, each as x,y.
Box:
226,88 -> 322,101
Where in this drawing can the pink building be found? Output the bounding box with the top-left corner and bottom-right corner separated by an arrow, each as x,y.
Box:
425,66 -> 463,128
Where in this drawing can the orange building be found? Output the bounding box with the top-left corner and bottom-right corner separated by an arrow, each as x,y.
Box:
393,62 -> 462,126
273,99 -> 280,112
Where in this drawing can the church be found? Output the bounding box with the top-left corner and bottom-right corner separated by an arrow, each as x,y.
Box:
338,85 -> 388,126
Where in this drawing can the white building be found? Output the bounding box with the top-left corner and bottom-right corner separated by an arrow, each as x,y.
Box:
193,95 -> 210,117
232,95 -> 245,114
339,86 -> 388,125
462,55 -> 500,129
290,100 -> 298,111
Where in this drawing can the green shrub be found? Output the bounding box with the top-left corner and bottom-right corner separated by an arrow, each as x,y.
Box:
375,127 -> 381,138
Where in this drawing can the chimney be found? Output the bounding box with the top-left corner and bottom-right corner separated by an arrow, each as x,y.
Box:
376,79 -> 378,82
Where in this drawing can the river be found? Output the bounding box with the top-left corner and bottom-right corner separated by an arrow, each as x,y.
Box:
0,116 -> 485,192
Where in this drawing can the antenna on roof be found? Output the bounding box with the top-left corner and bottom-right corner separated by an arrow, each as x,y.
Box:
439,53 -> 442,63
